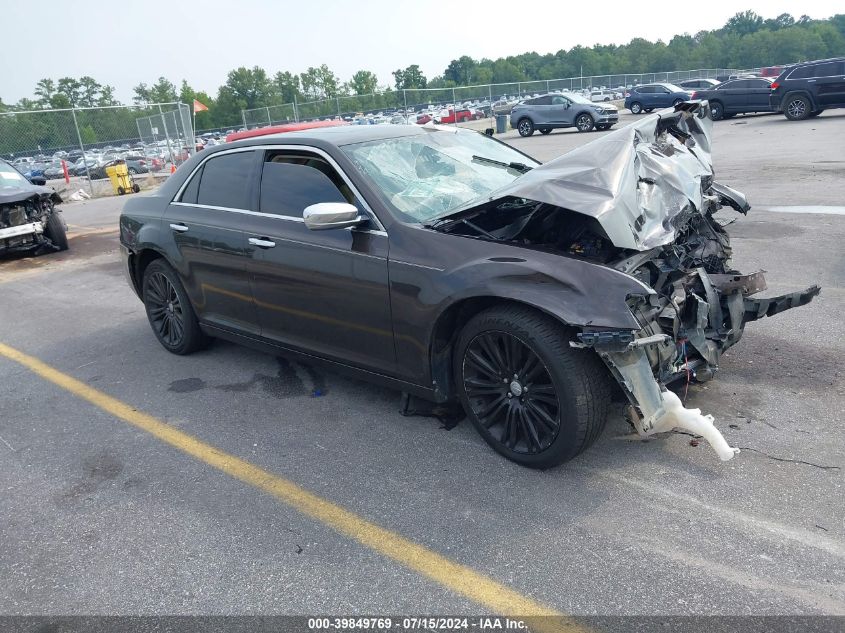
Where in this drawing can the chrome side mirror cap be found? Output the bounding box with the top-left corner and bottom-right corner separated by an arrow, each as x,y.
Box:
303,202 -> 364,230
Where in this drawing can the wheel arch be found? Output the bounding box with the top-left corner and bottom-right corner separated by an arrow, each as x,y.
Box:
128,247 -> 169,296
429,296 -> 587,401
782,89 -> 818,110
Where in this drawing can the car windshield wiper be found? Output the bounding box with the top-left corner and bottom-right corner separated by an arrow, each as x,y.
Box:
471,155 -> 533,174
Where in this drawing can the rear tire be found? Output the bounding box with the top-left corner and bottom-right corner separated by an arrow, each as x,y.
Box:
539,128 -> 551,135
454,305 -> 610,468
44,211 -> 69,251
142,259 -> 208,355
784,94 -> 811,120
517,118 -> 534,137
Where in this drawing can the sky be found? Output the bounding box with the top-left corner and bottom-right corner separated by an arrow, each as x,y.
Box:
2,0 -> 842,104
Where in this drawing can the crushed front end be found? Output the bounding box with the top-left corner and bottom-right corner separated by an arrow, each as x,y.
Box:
437,101 -> 819,461
0,189 -> 65,256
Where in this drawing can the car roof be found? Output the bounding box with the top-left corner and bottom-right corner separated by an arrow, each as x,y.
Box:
224,123 -> 448,150
790,56 -> 845,67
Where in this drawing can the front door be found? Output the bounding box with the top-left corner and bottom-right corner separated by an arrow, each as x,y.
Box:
813,60 -> 845,107
745,79 -> 773,111
241,149 -> 396,372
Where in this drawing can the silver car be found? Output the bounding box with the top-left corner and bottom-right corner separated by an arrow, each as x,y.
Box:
510,93 -> 618,136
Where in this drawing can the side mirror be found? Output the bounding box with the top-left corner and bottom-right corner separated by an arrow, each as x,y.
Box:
29,176 -> 47,186
303,202 -> 364,231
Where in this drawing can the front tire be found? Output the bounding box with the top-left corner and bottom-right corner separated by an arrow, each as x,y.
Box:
575,113 -> 594,132
709,101 -> 725,121
784,95 -> 811,120
142,259 -> 208,355
454,306 -> 610,468
44,211 -> 69,251
630,102 -> 642,114
517,118 -> 534,137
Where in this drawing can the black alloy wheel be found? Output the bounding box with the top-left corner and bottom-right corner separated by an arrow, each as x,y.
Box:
145,271 -> 184,348
455,306 -> 610,468
463,331 -> 560,455
710,102 -> 724,121
142,259 -> 207,355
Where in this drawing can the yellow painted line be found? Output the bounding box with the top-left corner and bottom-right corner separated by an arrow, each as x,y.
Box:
0,341 -> 582,631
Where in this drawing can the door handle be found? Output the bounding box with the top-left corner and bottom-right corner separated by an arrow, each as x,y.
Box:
248,237 -> 276,249
169,223 -> 189,233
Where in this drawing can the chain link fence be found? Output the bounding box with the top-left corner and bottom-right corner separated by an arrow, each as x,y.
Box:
1,102 -> 193,196
241,67 -> 750,125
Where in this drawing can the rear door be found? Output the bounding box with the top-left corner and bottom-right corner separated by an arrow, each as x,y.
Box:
165,149 -> 260,334
529,96 -> 553,124
812,60 -> 845,107
241,147 -> 396,372
745,78 -> 774,110
715,80 -> 749,112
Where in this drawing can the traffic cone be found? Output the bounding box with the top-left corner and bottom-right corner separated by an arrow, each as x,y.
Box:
170,164 -> 177,174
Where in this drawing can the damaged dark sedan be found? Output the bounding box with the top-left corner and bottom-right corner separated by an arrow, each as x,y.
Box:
1,159 -> 68,257
120,105 -> 818,468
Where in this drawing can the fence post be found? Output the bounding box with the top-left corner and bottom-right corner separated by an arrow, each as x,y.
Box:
337,96 -> 341,117
241,110 -> 247,130
293,96 -> 299,123
266,106 -> 271,126
157,105 -> 176,166
70,107 -> 94,197
403,89 -> 408,116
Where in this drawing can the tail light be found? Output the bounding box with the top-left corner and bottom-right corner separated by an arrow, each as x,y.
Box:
771,82 -> 780,90
690,91 -> 698,99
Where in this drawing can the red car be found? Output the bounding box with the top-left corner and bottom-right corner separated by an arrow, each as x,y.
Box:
437,108 -> 474,124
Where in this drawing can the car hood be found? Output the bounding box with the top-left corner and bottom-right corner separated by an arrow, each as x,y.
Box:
493,101 -> 715,251
0,184 -> 57,205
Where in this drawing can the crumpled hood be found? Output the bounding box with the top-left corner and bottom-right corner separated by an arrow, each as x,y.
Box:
496,102 -> 715,251
0,184 -> 58,206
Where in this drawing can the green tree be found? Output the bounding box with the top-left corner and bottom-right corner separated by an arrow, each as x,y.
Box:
348,70 -> 378,95
34,79 -> 56,108
444,55 -> 476,85
393,65 -> 427,90
273,71 -> 301,102
724,10 -> 764,36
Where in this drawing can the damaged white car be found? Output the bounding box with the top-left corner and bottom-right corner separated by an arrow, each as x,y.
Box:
0,158 -> 68,257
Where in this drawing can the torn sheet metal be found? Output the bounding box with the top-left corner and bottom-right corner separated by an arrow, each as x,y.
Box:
493,102 -> 715,250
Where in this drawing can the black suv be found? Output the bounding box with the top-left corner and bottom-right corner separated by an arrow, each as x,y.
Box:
770,57 -> 845,120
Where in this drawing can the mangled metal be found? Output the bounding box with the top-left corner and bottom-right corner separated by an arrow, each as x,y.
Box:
0,171 -> 67,257
432,102 -> 819,461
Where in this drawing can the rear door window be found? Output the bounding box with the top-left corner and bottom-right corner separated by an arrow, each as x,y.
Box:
813,62 -> 844,77
196,151 -> 255,210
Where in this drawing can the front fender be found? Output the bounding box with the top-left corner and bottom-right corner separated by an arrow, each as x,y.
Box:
438,256 -> 645,330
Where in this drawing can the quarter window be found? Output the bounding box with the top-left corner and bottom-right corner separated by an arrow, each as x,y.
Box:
179,165 -> 202,204
788,65 -> 814,80
196,151 -> 255,210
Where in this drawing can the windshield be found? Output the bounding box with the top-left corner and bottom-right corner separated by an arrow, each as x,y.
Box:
341,129 -> 539,223
0,161 -> 28,185
567,93 -> 592,104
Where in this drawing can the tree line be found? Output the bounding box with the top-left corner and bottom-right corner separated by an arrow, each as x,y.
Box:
2,10 -> 843,153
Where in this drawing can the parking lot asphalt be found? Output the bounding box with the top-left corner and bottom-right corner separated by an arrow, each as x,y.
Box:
1,111 -> 843,618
